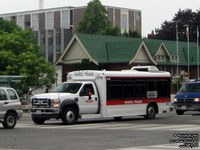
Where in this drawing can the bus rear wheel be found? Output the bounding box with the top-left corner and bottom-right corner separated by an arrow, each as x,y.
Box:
145,105 -> 156,119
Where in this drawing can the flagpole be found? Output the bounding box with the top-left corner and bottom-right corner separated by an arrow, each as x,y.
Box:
197,26 -> 199,79
176,22 -> 179,91
187,24 -> 190,79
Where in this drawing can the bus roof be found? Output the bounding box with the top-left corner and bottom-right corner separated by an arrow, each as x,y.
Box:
68,69 -> 171,81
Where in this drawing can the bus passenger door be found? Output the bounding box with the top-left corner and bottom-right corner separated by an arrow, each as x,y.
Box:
78,83 -> 99,114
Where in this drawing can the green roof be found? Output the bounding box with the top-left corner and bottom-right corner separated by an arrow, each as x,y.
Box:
76,33 -> 200,66
163,40 -> 200,66
143,39 -> 163,56
76,33 -> 142,63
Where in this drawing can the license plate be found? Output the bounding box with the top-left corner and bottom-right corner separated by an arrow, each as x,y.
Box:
181,106 -> 187,110
35,110 -> 41,114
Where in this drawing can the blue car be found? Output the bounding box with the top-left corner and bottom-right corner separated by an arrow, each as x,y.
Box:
174,81 -> 200,115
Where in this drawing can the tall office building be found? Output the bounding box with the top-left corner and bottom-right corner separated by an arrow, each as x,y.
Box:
0,6 -> 142,63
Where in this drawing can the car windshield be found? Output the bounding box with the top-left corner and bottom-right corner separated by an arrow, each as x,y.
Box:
179,83 -> 200,93
52,83 -> 82,94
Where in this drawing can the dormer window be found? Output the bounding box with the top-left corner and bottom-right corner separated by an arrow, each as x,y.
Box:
171,55 -> 178,62
156,55 -> 166,62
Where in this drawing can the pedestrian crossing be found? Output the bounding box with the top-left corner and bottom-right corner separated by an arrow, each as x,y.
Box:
11,122 -> 200,131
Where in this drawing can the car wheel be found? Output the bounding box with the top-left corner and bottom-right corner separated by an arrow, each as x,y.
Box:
176,110 -> 184,115
3,112 -> 17,129
61,108 -> 77,125
32,116 -> 46,125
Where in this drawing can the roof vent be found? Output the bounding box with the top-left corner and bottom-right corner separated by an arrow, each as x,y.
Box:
131,66 -> 159,72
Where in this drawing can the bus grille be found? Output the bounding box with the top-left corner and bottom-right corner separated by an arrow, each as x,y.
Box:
32,98 -> 51,108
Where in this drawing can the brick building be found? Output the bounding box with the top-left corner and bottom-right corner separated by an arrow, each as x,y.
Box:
0,6 -> 142,63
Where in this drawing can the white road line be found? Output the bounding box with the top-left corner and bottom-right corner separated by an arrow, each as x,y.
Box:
170,125 -> 200,131
102,124 -> 161,130
14,123 -> 200,132
138,124 -> 196,131
38,123 -> 130,129
106,143 -> 197,150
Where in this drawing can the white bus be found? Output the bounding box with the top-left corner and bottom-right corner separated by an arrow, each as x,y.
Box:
31,66 -> 171,124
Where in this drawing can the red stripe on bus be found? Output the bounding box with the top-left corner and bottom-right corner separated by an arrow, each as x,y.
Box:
106,98 -> 170,105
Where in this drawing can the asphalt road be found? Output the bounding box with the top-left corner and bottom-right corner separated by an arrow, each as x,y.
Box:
0,111 -> 200,150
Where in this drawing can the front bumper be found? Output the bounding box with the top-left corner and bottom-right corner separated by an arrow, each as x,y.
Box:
174,103 -> 200,111
31,108 -> 60,119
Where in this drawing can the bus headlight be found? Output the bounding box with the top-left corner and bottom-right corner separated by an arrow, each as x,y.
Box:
173,98 -> 177,102
194,98 -> 200,102
53,100 -> 60,107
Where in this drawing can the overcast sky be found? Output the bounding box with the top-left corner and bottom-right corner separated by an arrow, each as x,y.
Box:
0,0 -> 200,37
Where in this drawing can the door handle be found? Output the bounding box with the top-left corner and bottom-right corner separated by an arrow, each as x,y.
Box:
95,97 -> 98,101
4,102 -> 8,104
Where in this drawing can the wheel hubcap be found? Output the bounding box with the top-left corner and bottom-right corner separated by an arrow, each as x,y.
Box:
7,116 -> 15,126
66,111 -> 75,122
148,107 -> 154,115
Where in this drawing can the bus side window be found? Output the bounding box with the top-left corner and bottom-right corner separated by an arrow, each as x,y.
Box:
123,81 -> 134,100
135,80 -> 146,99
158,79 -> 170,98
107,80 -> 122,100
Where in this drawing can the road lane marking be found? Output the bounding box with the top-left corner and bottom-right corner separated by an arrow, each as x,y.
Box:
106,143 -> 198,150
13,122 -> 200,132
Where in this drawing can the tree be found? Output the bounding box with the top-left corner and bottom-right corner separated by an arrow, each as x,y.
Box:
155,9 -> 200,42
0,20 -> 55,92
77,0 -> 112,34
121,30 -> 142,38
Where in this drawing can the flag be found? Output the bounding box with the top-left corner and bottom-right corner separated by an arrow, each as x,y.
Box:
186,25 -> 189,40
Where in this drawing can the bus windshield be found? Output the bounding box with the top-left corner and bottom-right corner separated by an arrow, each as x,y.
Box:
52,83 -> 82,94
179,83 -> 200,93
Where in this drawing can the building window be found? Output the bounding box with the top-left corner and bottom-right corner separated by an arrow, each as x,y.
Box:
121,9 -> 128,33
171,55 -> 178,62
40,30 -> 46,57
62,10 -> 70,29
48,30 -> 54,63
34,31 -> 39,44
11,16 -> 16,22
17,15 -> 24,29
32,13 -> 39,31
156,55 -> 166,62
25,21 -> 31,27
4,16 -> 11,21
56,29 -> 61,60
46,12 -> 54,30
